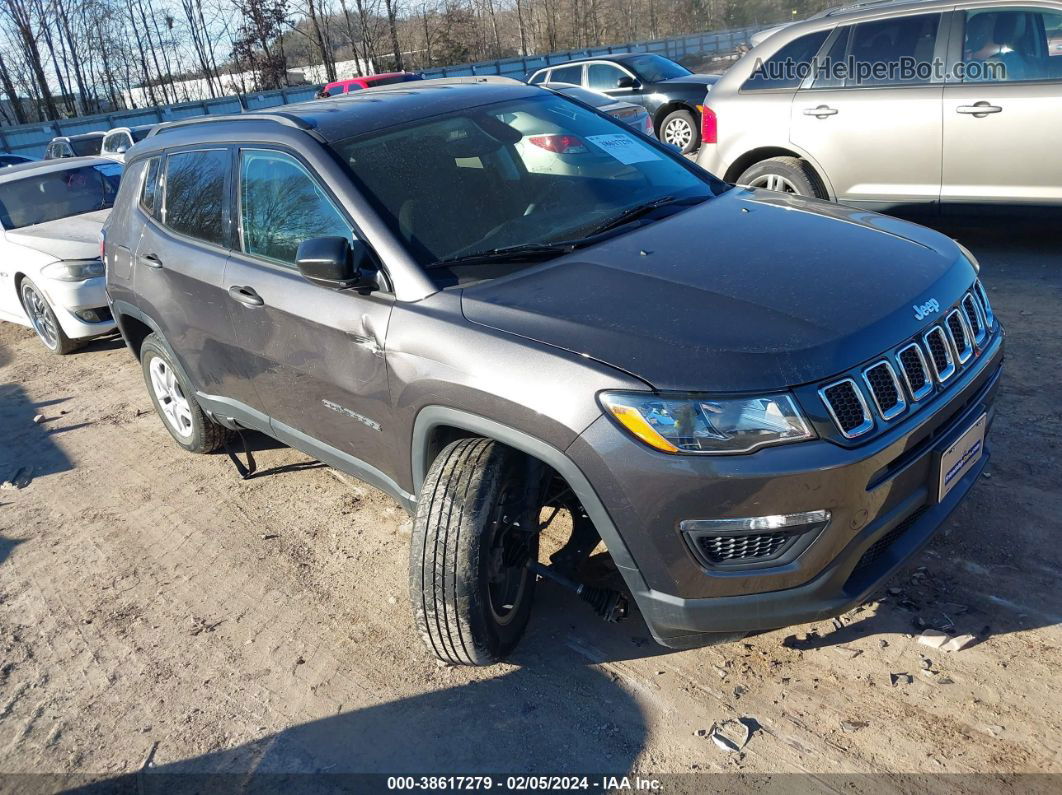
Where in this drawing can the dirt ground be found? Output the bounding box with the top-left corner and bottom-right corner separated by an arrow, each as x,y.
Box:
0,219 -> 1059,790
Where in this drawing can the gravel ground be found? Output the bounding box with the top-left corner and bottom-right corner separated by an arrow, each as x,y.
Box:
0,218 -> 1059,789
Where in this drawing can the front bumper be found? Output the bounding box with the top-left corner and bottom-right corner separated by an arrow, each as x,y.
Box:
567,332 -> 1003,649
40,275 -> 116,339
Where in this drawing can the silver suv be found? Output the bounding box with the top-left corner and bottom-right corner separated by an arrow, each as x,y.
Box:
696,0 -> 1062,209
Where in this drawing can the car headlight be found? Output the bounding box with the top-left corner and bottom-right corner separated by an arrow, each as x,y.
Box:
600,391 -> 815,454
955,241 -> 979,273
41,259 -> 104,282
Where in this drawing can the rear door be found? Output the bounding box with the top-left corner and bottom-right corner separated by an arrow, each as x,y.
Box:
789,12 -> 947,205
133,146 -> 252,407
941,5 -> 1062,204
224,146 -> 396,467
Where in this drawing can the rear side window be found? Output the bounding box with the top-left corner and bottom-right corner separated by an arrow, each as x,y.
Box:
239,149 -> 352,266
847,13 -> 940,85
528,71 -> 547,84
961,8 -> 1062,82
163,149 -> 229,247
743,30 -> 830,90
141,156 -> 162,216
550,64 -> 584,85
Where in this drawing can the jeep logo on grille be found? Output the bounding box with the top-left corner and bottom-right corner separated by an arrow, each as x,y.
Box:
913,298 -> 941,321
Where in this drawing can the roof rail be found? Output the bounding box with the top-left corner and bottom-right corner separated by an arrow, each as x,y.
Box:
816,0 -> 933,17
148,111 -> 317,138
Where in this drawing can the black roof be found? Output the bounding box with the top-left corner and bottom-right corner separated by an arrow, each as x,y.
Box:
141,81 -> 541,152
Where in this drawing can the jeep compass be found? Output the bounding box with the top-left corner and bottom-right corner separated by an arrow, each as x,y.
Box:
103,78 -> 1003,665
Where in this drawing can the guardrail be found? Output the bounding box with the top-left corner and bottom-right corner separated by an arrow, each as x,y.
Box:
0,25 -> 756,158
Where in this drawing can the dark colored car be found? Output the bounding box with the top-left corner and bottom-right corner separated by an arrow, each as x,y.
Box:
528,53 -> 719,153
0,154 -> 34,167
104,80 -> 1003,666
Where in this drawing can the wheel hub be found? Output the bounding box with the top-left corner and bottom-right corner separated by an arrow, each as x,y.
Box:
747,173 -> 800,194
664,118 -> 693,149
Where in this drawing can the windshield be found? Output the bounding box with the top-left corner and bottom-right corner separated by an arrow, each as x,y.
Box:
131,127 -> 152,142
70,136 -> 103,156
0,163 -> 122,229
331,93 -> 722,280
626,55 -> 692,82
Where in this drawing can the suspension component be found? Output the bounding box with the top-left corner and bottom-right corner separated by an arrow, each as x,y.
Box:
526,561 -> 629,623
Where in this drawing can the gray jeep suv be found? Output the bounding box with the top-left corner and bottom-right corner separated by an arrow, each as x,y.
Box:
103,79 -> 1004,665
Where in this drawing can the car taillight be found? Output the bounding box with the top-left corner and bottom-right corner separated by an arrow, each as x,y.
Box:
642,114 -> 654,136
528,134 -> 588,154
701,106 -> 718,144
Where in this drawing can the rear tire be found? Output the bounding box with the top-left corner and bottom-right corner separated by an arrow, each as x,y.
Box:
660,109 -> 699,154
737,156 -> 827,198
140,333 -> 230,453
409,438 -> 539,666
20,278 -> 80,355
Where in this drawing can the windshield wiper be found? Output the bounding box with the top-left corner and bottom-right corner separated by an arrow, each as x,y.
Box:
582,195 -> 706,237
427,242 -> 575,269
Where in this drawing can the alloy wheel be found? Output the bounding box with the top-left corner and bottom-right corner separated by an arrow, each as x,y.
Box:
22,283 -> 59,350
663,117 -> 693,150
746,173 -> 801,194
148,356 -> 194,439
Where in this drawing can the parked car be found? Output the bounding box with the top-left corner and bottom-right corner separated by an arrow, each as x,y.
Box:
44,132 -> 106,160
105,80 -> 1002,666
101,125 -> 155,162
318,71 -> 424,97
0,154 -> 34,168
527,53 -> 719,153
543,82 -> 656,136
696,0 -> 1062,210
0,158 -> 122,352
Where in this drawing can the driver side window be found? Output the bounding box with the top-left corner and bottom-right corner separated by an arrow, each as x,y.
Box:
239,149 -> 354,267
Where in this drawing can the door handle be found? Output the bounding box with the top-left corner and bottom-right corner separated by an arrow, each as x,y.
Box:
956,102 -> 1002,117
803,105 -> 838,118
139,253 -> 163,269
228,285 -> 264,307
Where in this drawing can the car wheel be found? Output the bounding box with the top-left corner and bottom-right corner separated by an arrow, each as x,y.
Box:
737,156 -> 828,199
140,333 -> 230,453
20,278 -> 79,355
409,437 -> 540,666
660,109 -> 698,154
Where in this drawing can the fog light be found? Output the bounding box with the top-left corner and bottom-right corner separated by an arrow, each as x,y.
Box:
74,307 -> 111,323
681,510 -> 830,568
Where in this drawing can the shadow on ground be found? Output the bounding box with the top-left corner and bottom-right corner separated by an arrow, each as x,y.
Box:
71,666 -> 646,792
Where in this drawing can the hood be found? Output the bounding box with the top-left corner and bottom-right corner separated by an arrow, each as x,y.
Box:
461,189 -> 976,392
660,74 -> 720,89
5,209 -> 109,260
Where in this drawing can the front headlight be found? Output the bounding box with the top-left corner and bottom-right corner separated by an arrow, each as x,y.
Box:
600,391 -> 815,454
41,259 -> 104,282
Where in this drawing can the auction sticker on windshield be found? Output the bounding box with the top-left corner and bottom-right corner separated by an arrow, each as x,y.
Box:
586,134 -> 660,165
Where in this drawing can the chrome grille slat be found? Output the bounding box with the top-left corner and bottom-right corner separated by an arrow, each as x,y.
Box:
974,280 -> 995,329
924,325 -> 957,383
896,343 -> 933,401
945,309 -> 973,364
962,293 -> 987,346
819,378 -> 873,439
862,360 -> 906,420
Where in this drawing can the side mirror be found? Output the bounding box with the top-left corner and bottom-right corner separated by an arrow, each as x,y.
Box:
295,236 -> 378,290
616,75 -> 639,89
115,144 -> 129,154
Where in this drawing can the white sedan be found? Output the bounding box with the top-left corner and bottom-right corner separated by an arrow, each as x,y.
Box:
0,158 -> 121,353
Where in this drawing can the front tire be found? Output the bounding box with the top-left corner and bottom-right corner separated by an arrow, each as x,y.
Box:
140,333 -> 230,453
737,156 -> 827,198
660,109 -> 699,154
409,438 -> 539,666
20,278 -> 79,355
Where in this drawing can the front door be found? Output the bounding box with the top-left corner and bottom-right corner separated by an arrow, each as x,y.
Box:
789,13 -> 946,205
942,6 -> 1062,204
224,147 -> 396,469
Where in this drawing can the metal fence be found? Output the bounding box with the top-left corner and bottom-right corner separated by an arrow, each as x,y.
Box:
0,25 -> 756,159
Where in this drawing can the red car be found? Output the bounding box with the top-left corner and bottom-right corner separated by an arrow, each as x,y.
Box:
318,72 -> 423,97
